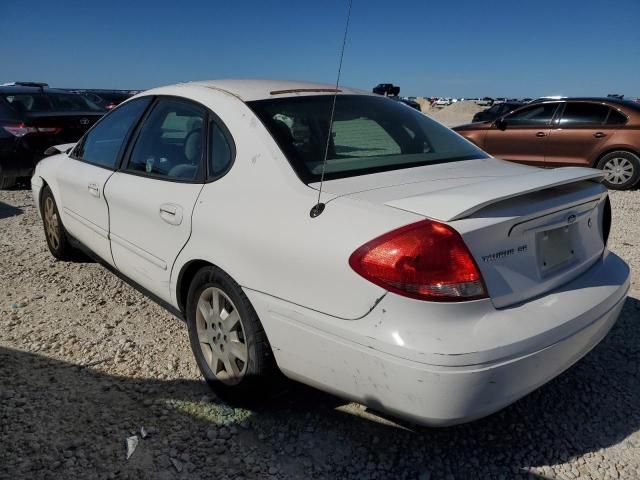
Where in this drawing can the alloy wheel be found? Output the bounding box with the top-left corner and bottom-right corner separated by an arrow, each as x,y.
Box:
195,287 -> 249,385
44,196 -> 60,250
602,157 -> 634,185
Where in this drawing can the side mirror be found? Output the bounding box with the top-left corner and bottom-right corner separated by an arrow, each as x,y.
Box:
494,118 -> 507,130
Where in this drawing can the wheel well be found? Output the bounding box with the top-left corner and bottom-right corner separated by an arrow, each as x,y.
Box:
176,260 -> 214,314
38,179 -> 50,211
593,148 -> 640,167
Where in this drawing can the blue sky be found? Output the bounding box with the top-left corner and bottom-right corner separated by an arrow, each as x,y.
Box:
2,0 -> 639,98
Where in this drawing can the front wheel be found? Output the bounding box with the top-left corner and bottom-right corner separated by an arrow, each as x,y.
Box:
185,266 -> 277,400
41,186 -> 76,260
597,151 -> 640,190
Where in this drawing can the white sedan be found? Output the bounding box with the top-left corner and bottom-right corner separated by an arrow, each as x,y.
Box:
32,80 -> 630,426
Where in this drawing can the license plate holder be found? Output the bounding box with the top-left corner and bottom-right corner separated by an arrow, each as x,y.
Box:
538,225 -> 575,273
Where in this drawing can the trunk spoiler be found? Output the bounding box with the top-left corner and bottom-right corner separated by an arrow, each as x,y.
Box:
44,143 -> 76,156
385,167 -> 605,221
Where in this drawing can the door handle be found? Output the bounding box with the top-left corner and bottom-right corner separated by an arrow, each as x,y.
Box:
536,132 -> 547,137
594,132 -> 607,138
87,183 -> 100,198
159,203 -> 183,225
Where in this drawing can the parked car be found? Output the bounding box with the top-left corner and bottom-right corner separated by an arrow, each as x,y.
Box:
520,98 -> 533,103
389,96 -> 421,111
433,97 -> 451,107
74,90 -> 135,110
0,85 -> 104,188
472,101 -> 523,123
454,97 -> 640,189
1,81 -> 49,88
32,80 -> 629,426
475,97 -> 494,106
372,83 -> 400,96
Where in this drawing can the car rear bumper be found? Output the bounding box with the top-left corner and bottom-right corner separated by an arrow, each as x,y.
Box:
246,252 -> 630,426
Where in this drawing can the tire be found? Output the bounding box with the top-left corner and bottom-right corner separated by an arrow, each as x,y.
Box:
185,266 -> 277,401
596,151 -> 640,190
0,175 -> 17,189
41,186 -> 75,260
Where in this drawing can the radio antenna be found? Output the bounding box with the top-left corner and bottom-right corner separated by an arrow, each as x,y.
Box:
310,0 -> 353,218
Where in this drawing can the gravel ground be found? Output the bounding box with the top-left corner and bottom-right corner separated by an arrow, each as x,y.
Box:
1,185 -> 639,480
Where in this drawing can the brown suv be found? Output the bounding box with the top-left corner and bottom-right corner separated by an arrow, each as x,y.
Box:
454,98 -> 640,189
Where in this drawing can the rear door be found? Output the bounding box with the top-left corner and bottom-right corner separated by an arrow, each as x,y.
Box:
104,97 -> 207,302
545,101 -> 622,167
483,102 -> 560,166
58,97 -> 151,265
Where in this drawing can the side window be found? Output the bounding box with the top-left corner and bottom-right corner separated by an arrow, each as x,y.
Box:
559,103 -> 609,126
126,99 -> 206,181
607,109 -> 628,126
504,103 -> 559,126
209,121 -> 233,178
73,98 -> 151,168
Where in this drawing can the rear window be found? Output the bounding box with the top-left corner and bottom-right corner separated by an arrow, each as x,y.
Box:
248,95 -> 487,183
2,93 -> 103,113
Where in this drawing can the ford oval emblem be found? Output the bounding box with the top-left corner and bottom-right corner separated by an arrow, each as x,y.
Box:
567,214 -> 577,224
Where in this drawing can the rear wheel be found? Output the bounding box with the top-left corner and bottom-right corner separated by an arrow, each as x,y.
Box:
185,266 -> 276,400
597,151 -> 640,190
41,187 -> 75,260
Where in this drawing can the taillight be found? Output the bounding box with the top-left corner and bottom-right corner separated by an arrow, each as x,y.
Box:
3,123 -> 62,137
349,219 -> 487,302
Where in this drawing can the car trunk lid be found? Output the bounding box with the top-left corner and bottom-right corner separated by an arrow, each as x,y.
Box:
314,158 -> 608,308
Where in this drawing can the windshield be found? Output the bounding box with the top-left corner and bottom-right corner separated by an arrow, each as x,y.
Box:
249,95 -> 487,183
2,93 -> 104,113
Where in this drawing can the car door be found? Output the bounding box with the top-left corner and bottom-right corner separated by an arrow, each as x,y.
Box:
57,97 -> 151,265
545,101 -> 621,167
104,97 -> 207,302
483,102 -> 561,166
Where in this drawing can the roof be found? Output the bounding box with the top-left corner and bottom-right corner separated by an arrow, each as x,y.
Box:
181,79 -> 369,102
533,96 -> 640,112
0,85 -> 76,95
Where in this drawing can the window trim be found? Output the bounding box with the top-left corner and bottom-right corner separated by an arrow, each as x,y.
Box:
69,96 -> 153,171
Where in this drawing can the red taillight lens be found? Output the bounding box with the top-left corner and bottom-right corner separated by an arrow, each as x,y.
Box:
349,219 -> 487,302
2,124 -> 62,137
3,123 -> 37,137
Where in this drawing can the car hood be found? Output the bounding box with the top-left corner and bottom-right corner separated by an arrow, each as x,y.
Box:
312,158 -> 604,221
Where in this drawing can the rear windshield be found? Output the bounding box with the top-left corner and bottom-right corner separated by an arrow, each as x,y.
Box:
1,93 -> 104,113
248,95 -> 488,183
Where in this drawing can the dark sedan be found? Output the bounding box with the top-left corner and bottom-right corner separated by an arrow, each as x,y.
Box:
0,85 -> 104,188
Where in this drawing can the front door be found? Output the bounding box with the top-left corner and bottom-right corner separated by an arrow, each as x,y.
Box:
105,97 -> 207,302
483,102 -> 561,167
58,97 -> 151,265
